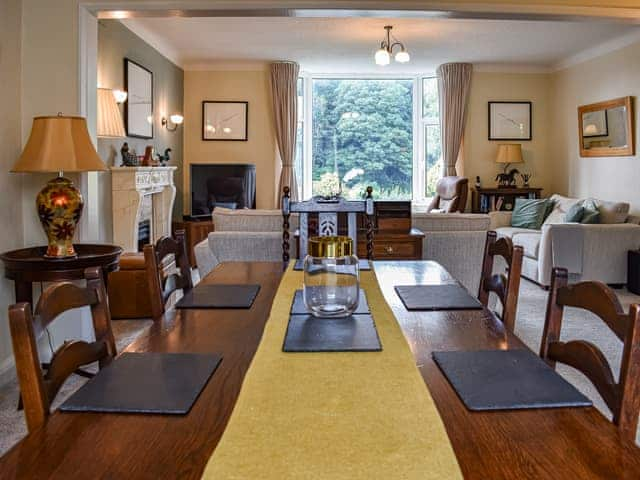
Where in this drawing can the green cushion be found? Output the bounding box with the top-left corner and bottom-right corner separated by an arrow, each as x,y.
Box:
511,198 -> 550,230
564,203 -> 585,223
581,199 -> 600,224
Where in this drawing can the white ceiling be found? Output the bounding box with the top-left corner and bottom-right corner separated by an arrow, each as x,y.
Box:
120,17 -> 640,73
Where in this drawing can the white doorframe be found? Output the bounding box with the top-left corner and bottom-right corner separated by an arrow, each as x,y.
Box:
77,4 -> 100,243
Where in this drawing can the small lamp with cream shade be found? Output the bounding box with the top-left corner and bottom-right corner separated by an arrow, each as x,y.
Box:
97,87 -> 126,138
12,114 -> 107,258
495,144 -> 524,173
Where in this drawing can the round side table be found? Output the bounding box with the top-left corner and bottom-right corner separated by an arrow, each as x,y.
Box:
0,244 -> 123,305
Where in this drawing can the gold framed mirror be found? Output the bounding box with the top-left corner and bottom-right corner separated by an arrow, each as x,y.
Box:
578,96 -> 634,157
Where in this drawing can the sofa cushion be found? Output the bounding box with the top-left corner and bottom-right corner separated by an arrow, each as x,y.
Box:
564,203 -> 585,223
591,198 -> 629,224
512,232 -> 541,259
212,207 -> 294,232
511,198 -> 550,230
494,226 -> 535,239
543,194 -> 581,225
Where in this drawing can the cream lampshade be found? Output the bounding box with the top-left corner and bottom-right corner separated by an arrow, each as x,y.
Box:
97,87 -> 126,138
495,144 -> 523,172
12,114 -> 106,258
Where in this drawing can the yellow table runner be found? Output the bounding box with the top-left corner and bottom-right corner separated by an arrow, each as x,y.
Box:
202,266 -> 462,479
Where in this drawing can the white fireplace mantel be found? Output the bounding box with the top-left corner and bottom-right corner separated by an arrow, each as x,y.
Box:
111,166 -> 177,252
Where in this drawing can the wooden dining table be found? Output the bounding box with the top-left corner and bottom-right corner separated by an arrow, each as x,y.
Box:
0,261 -> 639,479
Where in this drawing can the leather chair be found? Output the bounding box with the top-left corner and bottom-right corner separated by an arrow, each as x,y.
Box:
426,176 -> 469,213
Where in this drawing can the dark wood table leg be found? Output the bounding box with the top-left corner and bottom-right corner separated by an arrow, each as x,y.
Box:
14,281 -> 33,305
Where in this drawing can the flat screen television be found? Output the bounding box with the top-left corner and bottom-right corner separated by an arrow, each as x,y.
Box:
190,163 -> 256,218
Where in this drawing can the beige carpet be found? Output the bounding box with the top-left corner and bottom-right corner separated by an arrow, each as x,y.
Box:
1,277 -> 638,457
0,319 -> 152,456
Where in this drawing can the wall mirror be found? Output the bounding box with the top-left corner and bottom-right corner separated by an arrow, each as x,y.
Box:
578,96 -> 633,157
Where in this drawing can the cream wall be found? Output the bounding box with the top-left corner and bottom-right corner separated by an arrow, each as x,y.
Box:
183,69 -> 278,211
0,0 -> 25,375
464,71 -> 552,201
550,40 -> 640,214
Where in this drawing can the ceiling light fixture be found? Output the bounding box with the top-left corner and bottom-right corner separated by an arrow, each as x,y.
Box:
375,25 -> 410,66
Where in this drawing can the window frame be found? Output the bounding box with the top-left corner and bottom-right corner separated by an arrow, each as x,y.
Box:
298,72 -> 438,204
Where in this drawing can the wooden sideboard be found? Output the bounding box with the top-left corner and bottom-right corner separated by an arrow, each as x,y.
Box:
472,187 -> 543,213
357,228 -> 424,260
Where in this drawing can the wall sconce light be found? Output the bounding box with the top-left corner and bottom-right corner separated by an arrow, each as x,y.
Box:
113,89 -> 128,104
162,114 -> 184,132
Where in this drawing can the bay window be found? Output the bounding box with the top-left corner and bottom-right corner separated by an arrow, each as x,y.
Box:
295,75 -> 441,203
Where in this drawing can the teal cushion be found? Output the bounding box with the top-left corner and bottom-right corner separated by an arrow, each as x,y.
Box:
581,199 -> 600,224
564,203 -> 585,223
581,209 -> 600,224
511,198 -> 550,230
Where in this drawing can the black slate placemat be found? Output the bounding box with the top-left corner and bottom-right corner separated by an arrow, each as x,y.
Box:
432,349 -> 592,411
60,352 -> 222,415
293,258 -> 371,271
175,284 -> 260,309
283,314 -> 382,352
395,284 -> 483,311
290,289 -> 370,315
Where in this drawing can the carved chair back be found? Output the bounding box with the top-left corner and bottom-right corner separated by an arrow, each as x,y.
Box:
478,230 -> 524,332
282,186 -> 375,262
144,230 -> 193,320
540,267 -> 640,442
8,266 -> 116,433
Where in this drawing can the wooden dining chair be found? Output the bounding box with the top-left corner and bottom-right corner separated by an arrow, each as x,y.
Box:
8,266 -> 116,433
540,267 -> 640,442
282,186 -> 375,262
478,230 -> 524,332
144,230 -> 193,320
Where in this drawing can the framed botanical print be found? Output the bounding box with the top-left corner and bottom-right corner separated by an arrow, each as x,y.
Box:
125,58 -> 153,139
488,101 -> 532,141
202,101 -> 248,141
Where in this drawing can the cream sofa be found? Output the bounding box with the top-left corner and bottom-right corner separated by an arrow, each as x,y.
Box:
195,208 -> 490,294
194,207 -> 297,278
489,194 -> 640,287
412,213 -> 490,293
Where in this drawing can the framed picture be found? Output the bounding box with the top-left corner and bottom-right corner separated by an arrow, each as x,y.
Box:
202,101 -> 248,141
488,101 -> 532,140
125,58 -> 153,139
581,110 -> 608,137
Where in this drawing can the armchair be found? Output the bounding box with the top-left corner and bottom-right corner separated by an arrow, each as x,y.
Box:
427,176 -> 469,213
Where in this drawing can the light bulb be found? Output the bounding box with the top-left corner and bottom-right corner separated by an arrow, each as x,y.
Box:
223,127 -> 232,134
170,114 -> 184,125
395,50 -> 410,63
113,90 -> 128,103
375,48 -> 390,66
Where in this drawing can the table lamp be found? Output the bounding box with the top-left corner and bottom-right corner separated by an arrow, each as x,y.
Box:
12,114 -> 107,258
495,144 -> 523,173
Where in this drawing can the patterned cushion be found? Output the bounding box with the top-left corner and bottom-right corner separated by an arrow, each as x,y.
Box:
591,198 -> 629,224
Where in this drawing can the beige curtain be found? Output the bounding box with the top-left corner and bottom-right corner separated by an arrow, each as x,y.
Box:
271,61 -> 300,204
437,63 -> 472,177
